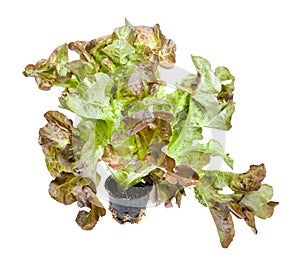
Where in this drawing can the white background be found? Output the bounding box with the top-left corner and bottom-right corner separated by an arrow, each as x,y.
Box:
1,0 -> 299,266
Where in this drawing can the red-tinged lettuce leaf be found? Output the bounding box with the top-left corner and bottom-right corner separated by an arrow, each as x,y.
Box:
41,146 -> 71,177
75,186 -> 106,230
38,111 -> 84,177
123,110 -> 156,131
128,62 -> 164,96
110,61 -> 165,102
144,133 -> 199,189
49,172 -> 94,205
68,41 -> 97,66
149,169 -> 185,208
126,111 -> 173,165
158,39 -> 176,69
76,203 -> 106,230
229,164 -> 266,193
166,164 -> 199,187
134,23 -> 176,68
106,112 -> 175,186
194,166 -> 278,248
39,111 -> 105,182
145,141 -> 176,172
39,110 -> 73,148
112,110 -> 155,141
238,184 -> 275,212
153,111 -> 174,123
49,172 -> 106,230
85,36 -> 114,69
215,66 -> 235,102
23,43 -> 69,90
228,184 -> 277,233
112,110 -> 173,144
137,117 -> 173,159
228,201 -> 258,234
86,20 -> 173,69
39,112 -> 106,184
102,144 -> 132,170
209,202 -> 235,248
155,181 -> 185,208
134,24 -> 165,52
39,111 -> 108,229
39,111 -> 75,177
194,171 -> 237,247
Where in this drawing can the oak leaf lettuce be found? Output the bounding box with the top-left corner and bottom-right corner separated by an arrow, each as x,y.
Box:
24,20 -> 277,246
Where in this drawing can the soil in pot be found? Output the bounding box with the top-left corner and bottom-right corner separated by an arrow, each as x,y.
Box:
105,176 -> 153,224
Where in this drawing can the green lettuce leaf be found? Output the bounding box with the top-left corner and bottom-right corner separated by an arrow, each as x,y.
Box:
59,72 -> 114,119
104,158 -> 157,187
254,201 -> 279,219
168,56 -> 236,160
112,19 -> 136,43
176,56 -> 235,131
191,56 -> 222,93
102,39 -> 135,65
167,90 -> 203,158
124,95 -> 177,116
65,60 -> 96,82
177,139 -> 233,171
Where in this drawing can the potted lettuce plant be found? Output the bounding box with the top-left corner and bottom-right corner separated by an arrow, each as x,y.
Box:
23,19 -> 278,247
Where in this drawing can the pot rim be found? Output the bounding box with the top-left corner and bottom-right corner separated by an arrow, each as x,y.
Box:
104,176 -> 153,201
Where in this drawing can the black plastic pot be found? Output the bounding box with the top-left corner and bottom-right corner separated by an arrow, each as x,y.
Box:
105,176 -> 153,224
